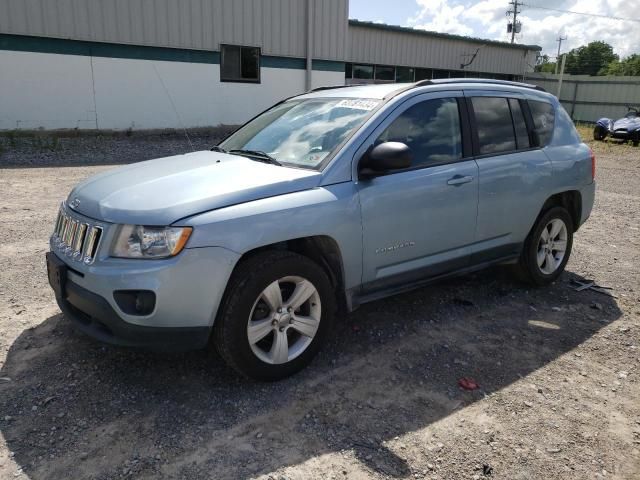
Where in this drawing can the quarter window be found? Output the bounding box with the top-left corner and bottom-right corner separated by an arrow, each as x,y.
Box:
221,45 -> 260,83
508,98 -> 531,149
471,97 -> 517,155
528,100 -> 555,146
376,98 -> 463,168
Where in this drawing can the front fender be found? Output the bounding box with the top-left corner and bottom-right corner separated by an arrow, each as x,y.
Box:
596,118 -> 612,128
182,183 -> 363,290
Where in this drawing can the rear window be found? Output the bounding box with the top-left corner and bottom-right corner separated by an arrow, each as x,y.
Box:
471,97 -> 516,155
528,100 -> 555,146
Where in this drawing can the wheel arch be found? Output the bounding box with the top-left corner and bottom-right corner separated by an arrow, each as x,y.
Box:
231,235 -> 348,311
539,190 -> 582,231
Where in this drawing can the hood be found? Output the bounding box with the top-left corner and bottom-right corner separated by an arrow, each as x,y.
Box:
613,116 -> 640,131
67,150 -> 322,225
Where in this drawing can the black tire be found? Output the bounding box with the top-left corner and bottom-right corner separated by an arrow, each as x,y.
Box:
213,250 -> 335,381
515,206 -> 574,286
593,126 -> 606,141
632,132 -> 639,147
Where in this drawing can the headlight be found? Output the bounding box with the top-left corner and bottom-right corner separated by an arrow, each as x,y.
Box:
111,225 -> 192,259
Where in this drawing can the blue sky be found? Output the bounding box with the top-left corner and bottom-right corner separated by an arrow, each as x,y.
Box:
349,0 -> 636,59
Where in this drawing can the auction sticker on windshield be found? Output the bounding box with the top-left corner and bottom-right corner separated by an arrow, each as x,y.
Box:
335,99 -> 379,111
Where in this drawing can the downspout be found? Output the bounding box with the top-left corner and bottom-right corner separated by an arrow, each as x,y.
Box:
306,0 -> 313,90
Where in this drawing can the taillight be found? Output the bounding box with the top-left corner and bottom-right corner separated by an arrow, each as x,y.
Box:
590,148 -> 596,181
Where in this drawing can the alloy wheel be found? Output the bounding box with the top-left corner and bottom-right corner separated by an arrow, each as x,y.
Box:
247,276 -> 321,364
536,218 -> 568,275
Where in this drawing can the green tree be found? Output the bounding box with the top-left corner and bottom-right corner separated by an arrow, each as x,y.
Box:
535,54 -> 556,73
601,54 -> 640,76
564,41 -> 618,76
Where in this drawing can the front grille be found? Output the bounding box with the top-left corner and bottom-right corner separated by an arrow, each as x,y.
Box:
51,204 -> 103,264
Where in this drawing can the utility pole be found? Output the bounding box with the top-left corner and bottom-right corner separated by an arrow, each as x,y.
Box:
557,54 -> 567,98
507,0 -> 521,44
554,35 -> 567,74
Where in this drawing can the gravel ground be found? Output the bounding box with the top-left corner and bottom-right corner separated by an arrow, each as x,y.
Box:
0,129 -> 639,480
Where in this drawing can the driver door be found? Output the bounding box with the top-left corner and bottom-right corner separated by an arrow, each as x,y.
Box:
355,91 -> 479,293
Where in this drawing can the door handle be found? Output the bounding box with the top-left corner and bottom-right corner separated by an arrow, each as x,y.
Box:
447,175 -> 474,186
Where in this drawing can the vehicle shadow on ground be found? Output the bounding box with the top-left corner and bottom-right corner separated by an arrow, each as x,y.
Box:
0,268 -> 621,479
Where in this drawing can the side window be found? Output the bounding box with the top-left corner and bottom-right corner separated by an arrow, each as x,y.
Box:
376,98 -> 463,168
471,97 -> 516,155
508,98 -> 531,149
221,45 -> 260,83
528,100 -> 555,146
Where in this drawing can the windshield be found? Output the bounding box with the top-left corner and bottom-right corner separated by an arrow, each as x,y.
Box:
220,97 -> 380,169
625,110 -> 639,118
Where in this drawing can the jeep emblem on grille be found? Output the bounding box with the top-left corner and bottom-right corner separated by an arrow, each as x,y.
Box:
70,198 -> 81,209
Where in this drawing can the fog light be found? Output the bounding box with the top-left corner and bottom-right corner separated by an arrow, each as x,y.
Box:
114,290 -> 156,316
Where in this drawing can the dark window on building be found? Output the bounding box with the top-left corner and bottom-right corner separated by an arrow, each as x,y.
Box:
508,98 -> 530,149
376,98 -> 463,168
375,65 -> 395,81
432,69 -> 450,79
528,100 -> 555,146
471,97 -> 517,155
396,66 -> 415,82
221,44 -> 260,82
345,63 -> 353,79
415,68 -> 432,81
353,64 -> 374,79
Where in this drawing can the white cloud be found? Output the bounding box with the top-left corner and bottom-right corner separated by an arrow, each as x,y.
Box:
406,0 -> 637,58
409,0 -> 473,36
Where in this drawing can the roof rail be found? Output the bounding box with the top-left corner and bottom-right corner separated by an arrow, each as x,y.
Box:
414,78 -> 546,92
308,84 -> 356,93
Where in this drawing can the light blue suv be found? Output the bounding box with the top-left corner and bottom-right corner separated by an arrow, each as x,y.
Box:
47,79 -> 596,380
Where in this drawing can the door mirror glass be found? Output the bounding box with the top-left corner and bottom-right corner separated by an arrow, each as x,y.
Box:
360,142 -> 413,177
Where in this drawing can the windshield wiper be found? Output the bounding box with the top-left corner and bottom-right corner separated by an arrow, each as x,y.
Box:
227,149 -> 282,166
210,145 -> 227,153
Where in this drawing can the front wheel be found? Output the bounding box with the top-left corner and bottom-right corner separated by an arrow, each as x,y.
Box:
213,250 -> 335,381
516,207 -> 574,286
593,125 -> 607,141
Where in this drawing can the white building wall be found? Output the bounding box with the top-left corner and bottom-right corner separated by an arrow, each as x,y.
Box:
0,50 -> 344,130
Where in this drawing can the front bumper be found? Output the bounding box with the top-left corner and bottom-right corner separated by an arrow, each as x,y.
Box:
57,279 -> 210,350
606,129 -> 637,140
47,245 -> 240,350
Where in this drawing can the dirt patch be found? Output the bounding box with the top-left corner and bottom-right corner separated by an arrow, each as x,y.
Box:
0,132 -> 639,479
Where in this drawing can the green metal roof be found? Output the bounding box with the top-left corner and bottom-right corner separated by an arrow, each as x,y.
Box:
349,19 -> 541,52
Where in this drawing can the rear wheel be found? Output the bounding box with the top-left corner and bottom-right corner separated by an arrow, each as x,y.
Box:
213,250 -> 335,381
515,207 -> 574,286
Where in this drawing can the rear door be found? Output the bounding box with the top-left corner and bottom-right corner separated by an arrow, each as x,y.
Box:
466,91 -> 552,262
355,91 -> 479,292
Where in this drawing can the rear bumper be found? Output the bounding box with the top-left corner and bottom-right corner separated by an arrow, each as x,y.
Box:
58,279 -> 210,351
579,181 -> 596,228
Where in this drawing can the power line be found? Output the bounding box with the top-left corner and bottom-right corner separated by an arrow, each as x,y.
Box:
522,4 -> 640,23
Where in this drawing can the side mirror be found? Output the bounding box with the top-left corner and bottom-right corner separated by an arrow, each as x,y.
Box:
359,142 -> 413,178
